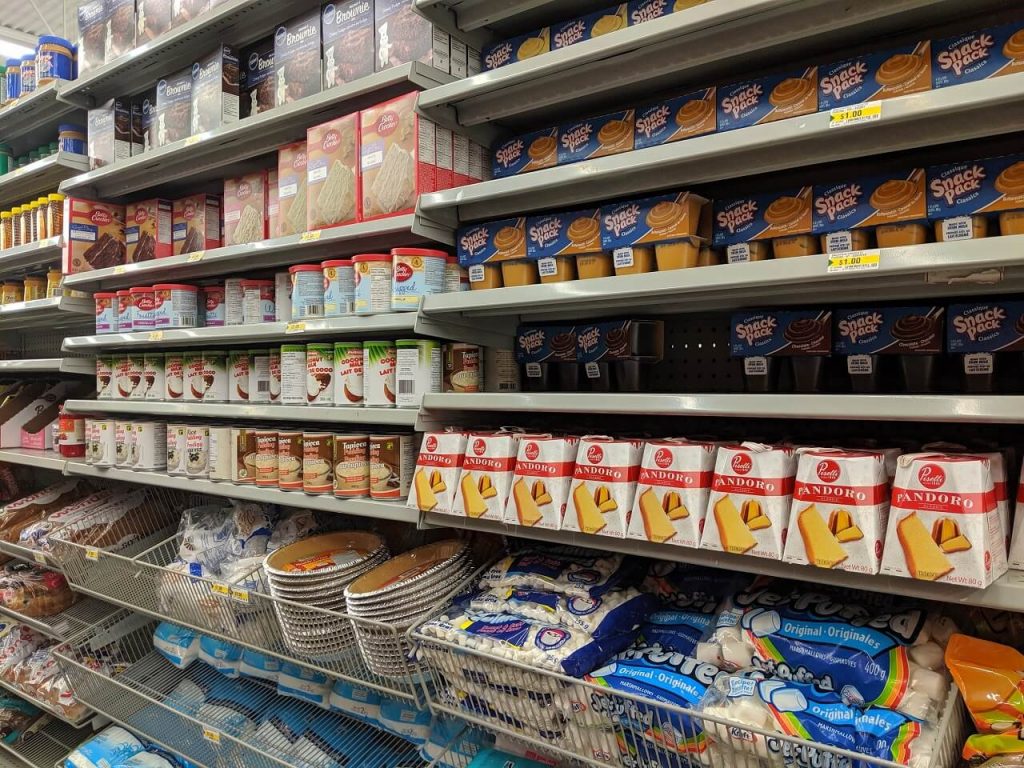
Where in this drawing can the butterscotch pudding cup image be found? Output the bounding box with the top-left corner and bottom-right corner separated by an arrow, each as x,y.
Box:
527,135 -> 556,168
935,216 -> 989,241
1003,31 -> 1024,60
501,260 -> 539,287
674,0 -> 706,10
675,98 -> 713,132
592,13 -> 624,36
539,256 -> 576,284
876,222 -> 928,247
568,216 -> 600,248
576,252 -> 614,279
518,35 -> 547,59
763,195 -> 805,227
655,238 -> 700,270
820,229 -> 871,253
597,119 -> 632,152
469,264 -> 502,290
875,52 -> 926,92
494,226 -> 525,258
769,76 -> 813,112
615,246 -> 654,276
772,235 -> 817,258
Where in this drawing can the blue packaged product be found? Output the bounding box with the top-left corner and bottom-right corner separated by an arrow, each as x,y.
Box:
198,635 -> 242,678
277,661 -> 330,706
5,59 -> 19,100
468,748 -> 553,768
712,187 -> 813,249
481,28 -> 550,72
557,109 -> 635,165
634,88 -> 716,150
627,0 -> 673,24
239,649 -> 280,682
322,1 -> 374,89
947,301 -> 1024,354
834,306 -> 944,355
525,209 -> 602,260
253,700 -> 310,759
717,67 -> 817,132
818,42 -> 932,111
551,5 -> 628,49
379,697 -> 433,743
58,123 -> 87,155
329,679 -> 381,725
65,726 -> 144,768
37,36 -> 75,83
457,218 -> 528,267
926,154 -> 1024,227
153,622 -> 198,669
478,549 -> 631,598
812,171 -> 927,235
196,675 -> 270,737
933,22 -> 1024,89
117,753 -> 177,768
20,53 -> 35,94
730,310 -> 832,357
492,128 -> 558,179
240,38 -> 274,118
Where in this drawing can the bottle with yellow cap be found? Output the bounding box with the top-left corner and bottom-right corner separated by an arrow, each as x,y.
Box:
47,193 -> 65,242
0,211 -> 10,251
10,206 -> 21,247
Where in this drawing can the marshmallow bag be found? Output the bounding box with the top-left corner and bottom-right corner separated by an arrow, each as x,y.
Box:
153,622 -> 198,669
65,726 -> 144,768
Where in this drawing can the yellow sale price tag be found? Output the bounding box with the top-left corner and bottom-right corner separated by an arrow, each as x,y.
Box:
299,230 -> 322,243
148,331 -> 163,341
112,265 -> 126,275
230,587 -> 250,603
184,135 -> 202,147
285,321 -> 305,334
210,583 -> 230,597
202,728 -> 221,744
186,251 -> 205,263
33,552 -> 46,565
85,548 -> 100,561
827,250 -> 880,274
829,101 -> 882,128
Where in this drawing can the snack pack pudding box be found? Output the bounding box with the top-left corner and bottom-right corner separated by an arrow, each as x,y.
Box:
634,87 -> 717,150
932,21 -> 1024,89
492,127 -> 558,179
713,187 -> 814,263
946,301 -> 1024,393
730,309 -> 832,393
812,170 -> 927,252
818,41 -> 932,111
833,306 -> 944,393
525,209 -> 603,283
456,217 -> 532,289
926,154 -> 1024,242
557,109 -> 635,166
551,4 -> 628,49
600,191 -> 710,275
481,27 -> 550,71
575,319 -> 664,392
717,66 -> 818,132
515,323 -> 578,392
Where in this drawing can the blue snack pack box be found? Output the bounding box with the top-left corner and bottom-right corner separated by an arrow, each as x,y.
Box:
515,324 -> 578,364
834,307 -> 944,355
717,66 -> 817,132
481,28 -> 550,71
552,5 -> 628,49
492,127 -> 558,179
456,218 -> 527,266
926,154 -> 1024,224
557,109 -> 635,165
933,22 -> 1024,89
947,301 -> 1024,354
627,0 -> 673,24
818,42 -> 932,110
713,187 -> 812,247
526,209 -> 602,259
731,310 -> 832,357
812,171 -> 926,234
634,88 -> 716,150
600,191 -> 708,250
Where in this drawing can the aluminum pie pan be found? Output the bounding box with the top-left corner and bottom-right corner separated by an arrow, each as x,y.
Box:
343,540 -> 467,600
344,548 -> 469,604
266,560 -> 385,596
265,552 -> 388,589
265,545 -> 389,580
275,601 -> 350,622
345,564 -> 474,615
264,532 -> 386,578
268,582 -> 351,602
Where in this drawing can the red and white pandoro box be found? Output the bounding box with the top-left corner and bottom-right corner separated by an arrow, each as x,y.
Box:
627,438 -> 716,548
783,448 -> 889,574
452,430 -> 527,521
881,453 -> 1006,587
407,429 -> 467,515
503,435 -> 579,530
564,436 -> 644,539
701,442 -> 796,560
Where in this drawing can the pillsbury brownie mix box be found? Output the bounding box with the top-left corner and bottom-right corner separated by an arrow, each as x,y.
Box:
155,68 -> 193,147
274,10 -> 322,107
323,1 -> 374,88
933,22 -> 1024,89
191,44 -> 239,134
375,0 -> 450,72
634,88 -> 716,150
818,42 -> 931,111
557,110 -> 635,165
718,67 -> 817,132
241,37 -> 274,118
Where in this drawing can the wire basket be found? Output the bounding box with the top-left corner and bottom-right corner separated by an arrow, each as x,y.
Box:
55,610 -> 424,768
409,601 -> 968,768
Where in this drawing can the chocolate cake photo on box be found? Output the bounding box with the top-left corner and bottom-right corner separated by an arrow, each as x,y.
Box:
323,1 -> 374,88
62,199 -> 126,275
136,0 -> 173,44
156,68 -> 193,147
107,0 -> 136,60
191,44 -> 239,135
240,37 -> 275,118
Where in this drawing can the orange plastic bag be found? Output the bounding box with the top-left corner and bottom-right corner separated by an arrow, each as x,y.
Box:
946,634 -> 1024,737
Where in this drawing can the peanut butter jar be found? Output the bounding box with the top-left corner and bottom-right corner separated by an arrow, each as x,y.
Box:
820,229 -> 872,253
654,237 -> 701,270
576,252 -> 614,279
500,259 -> 539,287
934,215 -> 989,241
876,222 -> 928,247
1000,211 -> 1024,236
772,235 -> 817,259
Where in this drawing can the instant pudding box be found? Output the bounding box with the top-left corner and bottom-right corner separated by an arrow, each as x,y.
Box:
926,154 -> 1024,241
408,429 -> 467,515
783,448 -> 890,574
713,187 -> 814,262
451,430 -> 526,522
556,109 -> 635,166
626,438 -> 717,547
717,66 -> 818,132
503,435 -> 580,529
701,442 -> 796,560
457,217 -> 529,289
600,191 -> 710,275
492,127 -> 558,179
563,436 -> 644,538
881,453 -> 1006,587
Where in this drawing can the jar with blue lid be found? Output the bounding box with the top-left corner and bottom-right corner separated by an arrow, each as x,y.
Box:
19,54 -> 35,95
36,36 -> 74,84
58,124 -> 86,156
5,60 -> 20,100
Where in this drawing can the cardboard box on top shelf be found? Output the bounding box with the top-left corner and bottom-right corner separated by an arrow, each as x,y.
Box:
240,37 -> 275,118
173,195 -> 222,255
274,9 -> 322,107
136,0 -> 173,44
191,44 -> 239,135
132,89 -> 158,154
375,0 -> 450,72
323,0 -> 374,89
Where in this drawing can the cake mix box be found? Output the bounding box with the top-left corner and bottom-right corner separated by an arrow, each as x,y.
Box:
504,435 -> 580,529
126,199 -> 173,262
627,439 -> 717,547
557,110 -> 635,165
818,42 -> 932,111
933,22 -> 1024,89
240,37 -> 275,118
307,115 -> 358,229
274,9 -> 322,106
563,436 -> 644,538
701,443 -> 796,560
492,128 -> 558,179
77,0 -> 107,74
137,0 -> 173,44
783,448 -> 890,574
717,67 -> 817,132
173,194 -> 221,255
223,171 -> 268,246
408,429 -> 468,515
191,43 -> 239,134
451,430 -> 525,522
155,68 -> 193,147
881,453 -> 1006,587
322,0 -> 374,88
277,141 -> 308,237
634,88 -> 716,150
267,169 -> 280,237
360,92 -> 437,220
551,5 -> 628,49
62,198 -> 126,275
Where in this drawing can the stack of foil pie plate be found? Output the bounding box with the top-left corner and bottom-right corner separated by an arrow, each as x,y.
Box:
263,531 -> 388,658
344,539 -> 473,678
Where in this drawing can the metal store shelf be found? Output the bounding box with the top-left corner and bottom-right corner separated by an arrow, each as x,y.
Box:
0,597 -> 115,642
0,297 -> 93,332
58,0 -> 324,106
0,674 -> 93,728
413,0 -> 611,45
0,237 -> 62,278
419,72 -> 1024,223
64,400 -> 424,428
422,511 -> 1024,612
60,63 -> 452,200
64,462 -> 419,524
0,358 -> 95,376
0,82 -> 81,154
416,0 -> 1004,135
0,449 -> 66,472
61,215 -> 442,292
0,153 -> 89,211
420,236 -> 1024,319
0,719 -> 94,768
422,392 -> 1024,424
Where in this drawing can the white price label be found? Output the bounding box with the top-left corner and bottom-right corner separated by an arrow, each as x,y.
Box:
537,257 -> 558,278
525,362 -> 542,378
744,356 -> 768,376
941,216 -> 973,241
964,352 -> 994,375
468,264 -> 485,283
726,243 -> 751,264
847,354 -> 874,375
825,231 -> 853,253
585,362 -> 601,379
612,247 -> 634,269
827,250 -> 880,273
829,101 -> 882,128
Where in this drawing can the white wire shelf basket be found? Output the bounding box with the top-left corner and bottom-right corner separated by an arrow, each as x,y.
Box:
54,611 -> 424,768
0,717 -> 95,768
408,596 -> 969,768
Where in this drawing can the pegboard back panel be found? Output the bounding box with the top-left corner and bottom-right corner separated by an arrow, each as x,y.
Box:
647,313 -> 743,394
16,329 -> 67,358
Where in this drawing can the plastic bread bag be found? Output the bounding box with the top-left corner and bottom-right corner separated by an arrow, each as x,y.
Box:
0,623 -> 44,674
700,674 -> 935,768
153,623 -> 199,669
0,562 -> 75,617
701,581 -> 955,720
228,502 -> 275,558
277,661 -> 330,707
946,634 -> 1024,737
65,726 -> 145,768
640,563 -> 751,657
198,635 -> 242,678
478,548 -> 636,599
469,586 -> 656,640
268,509 -> 322,552
584,642 -> 726,758
329,679 -> 381,726
963,735 -> 1024,767
176,504 -> 234,573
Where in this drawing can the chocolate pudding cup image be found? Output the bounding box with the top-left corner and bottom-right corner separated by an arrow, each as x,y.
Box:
935,215 -> 988,241
550,331 -> 580,391
783,317 -> 827,392
597,119 -> 632,152
892,314 -> 939,392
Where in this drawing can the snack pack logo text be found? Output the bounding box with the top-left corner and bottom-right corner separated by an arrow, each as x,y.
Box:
528,217 -> 562,248
734,316 -> 777,344
636,104 -> 670,138
577,326 -> 601,355
838,312 -> 883,343
630,0 -> 668,24
554,19 -> 586,48
930,165 -> 985,205
560,123 -> 594,153
820,61 -> 868,98
459,228 -> 489,256
518,329 -> 545,355
815,185 -> 862,221
953,306 -> 1005,340
717,201 -> 757,234
722,84 -> 763,119
604,204 -> 641,238
937,34 -> 994,76
495,139 -> 523,168
484,42 -> 513,70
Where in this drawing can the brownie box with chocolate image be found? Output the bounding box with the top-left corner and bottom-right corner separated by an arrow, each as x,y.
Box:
191,44 -> 239,135
136,0 -> 173,44
107,0 -> 136,60
240,38 -> 274,118
126,200 -> 173,262
62,198 -> 126,275
274,10 -> 322,107
77,0 -> 107,75
375,0 -> 449,72
173,194 -> 222,255
131,89 -> 157,154
87,98 -> 132,170
323,1 -> 374,89
155,68 -> 193,147
172,0 -> 208,28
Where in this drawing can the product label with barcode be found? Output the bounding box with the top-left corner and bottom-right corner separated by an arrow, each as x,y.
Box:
585,362 -> 601,379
